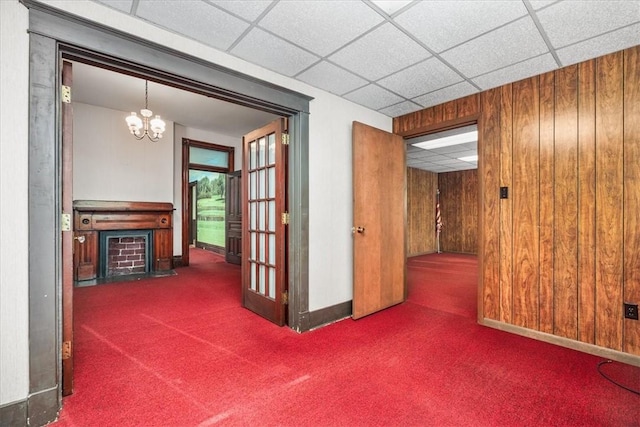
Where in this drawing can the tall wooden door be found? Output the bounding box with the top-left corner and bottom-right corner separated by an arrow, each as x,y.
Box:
352,121 -> 406,319
242,119 -> 288,325
226,171 -> 242,264
61,60 -> 74,395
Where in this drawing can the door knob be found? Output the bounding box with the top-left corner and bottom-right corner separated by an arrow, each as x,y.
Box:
74,235 -> 85,243
351,226 -> 365,234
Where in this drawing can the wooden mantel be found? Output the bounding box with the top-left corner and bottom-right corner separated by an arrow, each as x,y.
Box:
73,200 -> 174,281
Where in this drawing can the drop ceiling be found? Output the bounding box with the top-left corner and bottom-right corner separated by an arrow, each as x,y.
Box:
77,0 -> 640,172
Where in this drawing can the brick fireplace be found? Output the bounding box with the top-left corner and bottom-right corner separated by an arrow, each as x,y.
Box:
73,200 -> 174,282
100,230 -> 153,278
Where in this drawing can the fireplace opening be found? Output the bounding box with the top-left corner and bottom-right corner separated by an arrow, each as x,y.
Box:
99,230 -> 153,278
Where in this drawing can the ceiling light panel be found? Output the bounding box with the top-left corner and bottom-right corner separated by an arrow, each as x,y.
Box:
458,155 -> 478,162
231,28 -> 320,77
411,130 -> 477,150
329,23 -> 431,81
258,1 -> 384,57
377,57 -> 463,99
395,0 -> 528,53
136,0 -> 249,51
441,17 -> 549,77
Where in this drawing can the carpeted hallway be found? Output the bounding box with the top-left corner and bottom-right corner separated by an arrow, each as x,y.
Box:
51,249 -> 639,426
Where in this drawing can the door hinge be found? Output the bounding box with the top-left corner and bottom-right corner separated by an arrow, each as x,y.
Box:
281,133 -> 289,145
62,341 -> 72,360
61,85 -> 71,104
61,213 -> 71,232
281,211 -> 290,225
282,290 -> 288,305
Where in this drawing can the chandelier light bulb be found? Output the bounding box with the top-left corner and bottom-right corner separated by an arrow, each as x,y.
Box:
125,80 -> 165,142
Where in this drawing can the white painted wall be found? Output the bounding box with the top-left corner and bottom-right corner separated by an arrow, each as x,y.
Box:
0,0 -> 30,407
0,0 -> 390,406
172,124 -> 242,255
73,103 -> 174,202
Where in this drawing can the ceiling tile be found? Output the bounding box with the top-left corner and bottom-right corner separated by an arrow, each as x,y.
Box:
93,0 -> 133,14
557,22 -> 640,66
412,81 -> 478,108
472,53 -> 557,90
377,57 -> 463,99
536,0 -> 640,49
529,0 -> 560,10
344,84 -> 404,110
329,23 -> 430,81
231,28 -> 320,77
432,143 -> 476,155
395,0 -> 528,53
378,100 -> 423,117
259,1 -> 384,57
441,17 -> 549,77
371,0 -> 413,16
136,0 -> 248,51
208,0 -> 272,21
296,61 -> 368,95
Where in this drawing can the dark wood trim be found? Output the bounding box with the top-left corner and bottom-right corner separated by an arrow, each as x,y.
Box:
27,32 -> 59,418
182,140 -> 190,266
181,138 -> 235,267
73,200 -> 173,212
61,60 -> 74,396
307,300 -> 352,331
396,116 -> 479,139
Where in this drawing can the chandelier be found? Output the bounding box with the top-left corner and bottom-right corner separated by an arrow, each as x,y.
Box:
125,80 -> 166,142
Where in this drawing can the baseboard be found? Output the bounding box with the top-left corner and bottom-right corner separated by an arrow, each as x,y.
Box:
172,255 -> 184,268
307,300 -> 352,331
0,399 -> 27,427
482,318 -> 640,367
27,386 -> 59,427
0,386 -> 59,427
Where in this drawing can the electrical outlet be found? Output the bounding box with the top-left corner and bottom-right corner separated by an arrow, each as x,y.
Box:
624,303 -> 639,320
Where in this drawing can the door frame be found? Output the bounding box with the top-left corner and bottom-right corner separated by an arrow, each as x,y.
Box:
23,1 -> 311,422
182,138 -> 235,263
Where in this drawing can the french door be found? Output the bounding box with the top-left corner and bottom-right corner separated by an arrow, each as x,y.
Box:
242,118 -> 288,325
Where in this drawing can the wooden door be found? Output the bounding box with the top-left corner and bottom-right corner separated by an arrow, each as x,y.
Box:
352,121 -> 406,319
61,60 -> 74,395
226,170 -> 242,264
242,119 -> 288,325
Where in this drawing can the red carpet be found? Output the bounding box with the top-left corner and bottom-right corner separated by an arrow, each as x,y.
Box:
51,250 -> 639,427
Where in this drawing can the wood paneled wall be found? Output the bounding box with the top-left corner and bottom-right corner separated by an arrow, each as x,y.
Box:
438,170 -> 478,254
394,46 -> 640,357
407,167 -> 438,256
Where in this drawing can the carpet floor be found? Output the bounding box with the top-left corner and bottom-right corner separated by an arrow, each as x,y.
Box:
50,249 -> 639,426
